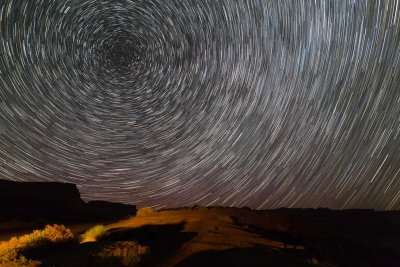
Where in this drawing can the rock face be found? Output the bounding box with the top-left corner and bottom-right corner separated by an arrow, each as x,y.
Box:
0,179 -> 136,222
0,179 -> 85,221
84,200 -> 137,221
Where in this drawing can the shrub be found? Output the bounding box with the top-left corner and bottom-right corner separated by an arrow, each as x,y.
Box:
95,241 -> 150,266
0,224 -> 74,266
136,207 -> 158,217
80,225 -> 107,243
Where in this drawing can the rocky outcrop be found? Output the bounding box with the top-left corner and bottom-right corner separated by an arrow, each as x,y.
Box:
84,200 -> 137,221
0,179 -> 136,223
0,179 -> 85,221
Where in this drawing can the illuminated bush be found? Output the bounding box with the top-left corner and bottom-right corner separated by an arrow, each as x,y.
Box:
0,224 -> 74,266
80,225 -> 107,243
136,207 -> 158,217
96,241 -> 150,266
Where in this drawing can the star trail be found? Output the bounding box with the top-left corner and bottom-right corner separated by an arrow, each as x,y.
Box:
1,0 -> 400,210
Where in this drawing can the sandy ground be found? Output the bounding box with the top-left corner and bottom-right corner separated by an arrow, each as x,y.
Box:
3,207 -> 399,266
104,207 -> 314,266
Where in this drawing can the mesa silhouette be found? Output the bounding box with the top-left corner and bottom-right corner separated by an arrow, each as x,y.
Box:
0,179 -> 136,223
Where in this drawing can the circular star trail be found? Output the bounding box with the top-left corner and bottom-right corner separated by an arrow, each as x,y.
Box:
1,0 -> 400,210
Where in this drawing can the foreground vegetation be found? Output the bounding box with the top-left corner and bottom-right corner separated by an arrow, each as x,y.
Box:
0,224 -> 74,266
0,224 -> 150,266
80,225 -> 107,243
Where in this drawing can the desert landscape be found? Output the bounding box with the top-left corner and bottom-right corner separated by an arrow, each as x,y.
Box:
1,180 -> 399,267
2,1 -> 400,266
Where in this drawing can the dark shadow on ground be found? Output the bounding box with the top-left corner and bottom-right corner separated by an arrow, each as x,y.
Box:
103,222 -> 197,265
39,241 -> 131,267
248,226 -> 305,249
175,247 -> 314,267
245,225 -> 400,267
38,222 -> 196,267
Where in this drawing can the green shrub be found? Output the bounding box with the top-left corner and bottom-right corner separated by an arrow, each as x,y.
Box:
0,224 -> 74,266
80,225 -> 107,243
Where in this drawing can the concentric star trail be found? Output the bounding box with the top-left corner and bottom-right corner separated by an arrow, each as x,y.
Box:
1,0 -> 400,210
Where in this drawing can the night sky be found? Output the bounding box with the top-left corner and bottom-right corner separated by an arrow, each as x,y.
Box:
1,0 -> 400,210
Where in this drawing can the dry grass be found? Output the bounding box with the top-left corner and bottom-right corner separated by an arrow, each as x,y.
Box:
96,241 -> 150,266
80,225 -> 107,243
0,225 -> 74,267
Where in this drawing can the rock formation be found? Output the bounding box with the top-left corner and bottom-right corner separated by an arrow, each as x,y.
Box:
0,179 -> 136,223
